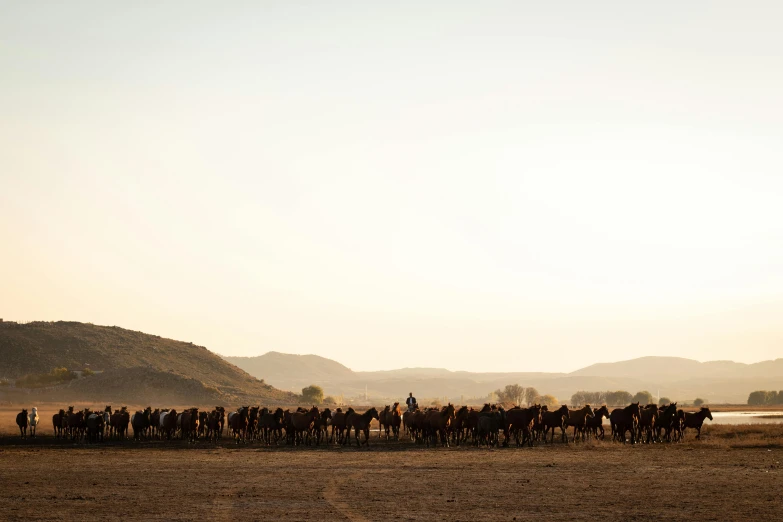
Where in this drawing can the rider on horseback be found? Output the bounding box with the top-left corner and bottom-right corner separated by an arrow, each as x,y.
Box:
406,392 -> 417,412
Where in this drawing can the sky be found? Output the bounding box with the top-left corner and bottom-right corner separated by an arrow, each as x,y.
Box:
2,2 -> 783,373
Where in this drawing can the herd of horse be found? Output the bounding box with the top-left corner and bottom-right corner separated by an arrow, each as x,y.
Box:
12,401 -> 715,447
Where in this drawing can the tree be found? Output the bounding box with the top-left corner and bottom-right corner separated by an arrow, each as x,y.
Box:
323,396 -> 337,405
537,395 -> 559,408
301,385 -> 324,404
495,384 -> 526,405
605,391 -> 633,407
658,397 -> 672,406
524,387 -> 539,406
747,390 -> 779,405
633,391 -> 654,405
693,398 -> 704,407
82,368 -> 94,377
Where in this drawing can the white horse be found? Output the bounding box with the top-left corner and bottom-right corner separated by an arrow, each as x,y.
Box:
28,407 -> 40,437
102,406 -> 112,439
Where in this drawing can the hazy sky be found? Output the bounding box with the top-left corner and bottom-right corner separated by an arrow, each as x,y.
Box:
2,2 -> 783,372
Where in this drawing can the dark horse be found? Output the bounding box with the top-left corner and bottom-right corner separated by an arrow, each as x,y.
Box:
228,407 -> 249,443
541,405 -> 570,443
345,407 -> 379,447
132,407 -> 152,440
585,405 -> 610,440
610,402 -> 641,444
52,409 -> 66,439
505,405 -> 542,447
683,407 -> 713,440
16,409 -> 29,439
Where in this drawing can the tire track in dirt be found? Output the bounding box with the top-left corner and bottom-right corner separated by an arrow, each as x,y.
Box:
323,472 -> 369,522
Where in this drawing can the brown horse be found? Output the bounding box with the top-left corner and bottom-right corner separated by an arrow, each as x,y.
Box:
67,408 -> 85,441
402,407 -> 418,440
506,405 -> 542,447
671,409 -> 686,441
16,409 -> 29,439
425,404 -> 455,447
585,405 -> 610,440
131,407 -> 152,440
683,407 -> 713,440
150,409 -> 162,439
259,407 -> 284,445
636,404 -> 659,444
215,406 -> 226,438
566,405 -> 595,442
247,406 -> 260,442
206,409 -> 223,443
331,407 -> 354,444
290,406 -> 320,446
389,402 -> 402,441
228,407 -> 249,443
345,407 -> 379,447
52,409 -> 65,438
312,408 -> 332,446
180,408 -> 199,442
610,402 -> 641,444
541,405 -> 570,443
378,405 -> 392,439
655,403 -> 679,442
161,409 -> 178,440
451,406 -> 470,445
476,409 -> 503,447
111,407 -> 130,440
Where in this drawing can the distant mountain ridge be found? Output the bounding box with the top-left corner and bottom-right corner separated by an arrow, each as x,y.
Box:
224,352 -> 783,404
0,321 -> 298,404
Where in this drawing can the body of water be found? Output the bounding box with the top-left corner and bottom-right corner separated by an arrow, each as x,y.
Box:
709,411 -> 783,425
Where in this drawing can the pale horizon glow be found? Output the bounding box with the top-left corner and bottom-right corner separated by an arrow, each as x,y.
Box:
2,2 -> 783,373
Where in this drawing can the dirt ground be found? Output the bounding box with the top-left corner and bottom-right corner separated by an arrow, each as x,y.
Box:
1,405 -> 782,521
0,438 -> 781,521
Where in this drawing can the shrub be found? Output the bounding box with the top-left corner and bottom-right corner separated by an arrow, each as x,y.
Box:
0,379 -> 9,387
694,398 -> 705,407
15,367 -> 77,388
82,368 -> 94,377
659,397 -> 672,406
633,391 -> 654,405
301,384 -> 324,404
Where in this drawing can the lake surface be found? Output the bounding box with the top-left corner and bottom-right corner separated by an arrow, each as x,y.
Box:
596,411 -> 783,425
710,411 -> 783,425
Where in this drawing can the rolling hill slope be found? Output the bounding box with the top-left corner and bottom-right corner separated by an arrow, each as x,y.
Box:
0,321 -> 297,404
224,351 -> 783,404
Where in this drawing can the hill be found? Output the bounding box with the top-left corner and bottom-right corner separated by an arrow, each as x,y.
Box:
224,352 -> 783,404
572,356 -> 783,382
0,321 -> 297,404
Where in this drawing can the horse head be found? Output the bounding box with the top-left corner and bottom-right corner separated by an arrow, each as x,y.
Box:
702,407 -> 713,421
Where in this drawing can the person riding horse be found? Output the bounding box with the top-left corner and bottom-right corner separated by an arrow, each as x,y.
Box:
406,392 -> 418,412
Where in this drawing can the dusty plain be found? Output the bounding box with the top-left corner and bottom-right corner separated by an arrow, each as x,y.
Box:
1,405 -> 782,521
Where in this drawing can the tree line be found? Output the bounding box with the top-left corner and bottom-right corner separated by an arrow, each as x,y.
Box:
492,384 -> 559,408
747,390 -> 783,405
